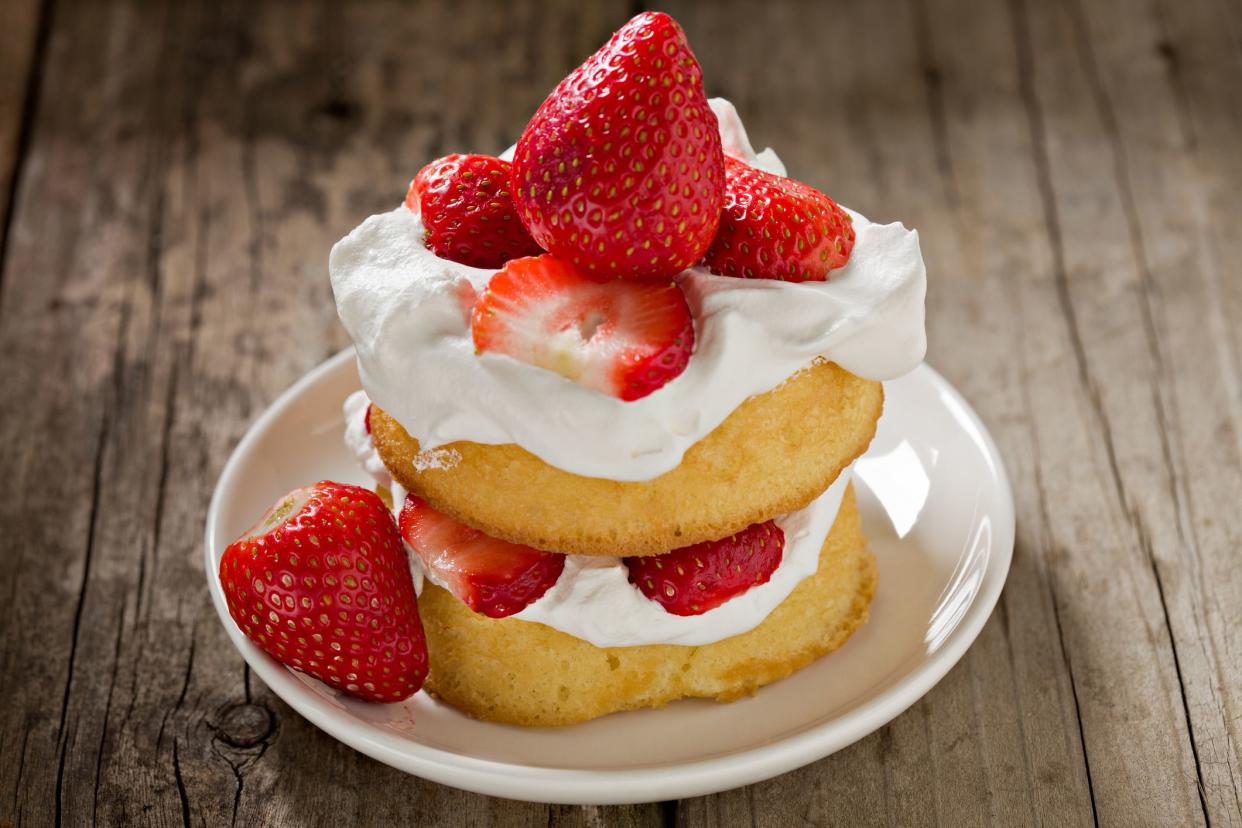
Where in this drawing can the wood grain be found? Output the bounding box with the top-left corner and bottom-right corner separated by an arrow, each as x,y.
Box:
0,0 -> 44,261
0,0 -> 1239,825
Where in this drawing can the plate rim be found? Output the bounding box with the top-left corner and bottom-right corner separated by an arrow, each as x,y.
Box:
203,348 -> 1015,805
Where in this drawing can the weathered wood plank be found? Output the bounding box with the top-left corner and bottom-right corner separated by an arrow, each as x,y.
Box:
1009,0 -> 1242,821
1074,0 -> 1242,820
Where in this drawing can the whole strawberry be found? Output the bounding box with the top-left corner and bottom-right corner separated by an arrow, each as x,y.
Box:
625,520 -> 785,615
218,481 -> 428,703
511,12 -> 724,281
408,154 -> 542,269
704,157 -> 855,281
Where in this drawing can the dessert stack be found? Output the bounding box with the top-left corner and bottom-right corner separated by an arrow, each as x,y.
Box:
219,12 -> 926,726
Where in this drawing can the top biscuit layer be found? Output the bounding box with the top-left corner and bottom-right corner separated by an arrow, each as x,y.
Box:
371,360 -> 882,556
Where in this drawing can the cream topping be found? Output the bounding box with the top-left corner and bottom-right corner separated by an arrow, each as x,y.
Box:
329,99 -> 926,482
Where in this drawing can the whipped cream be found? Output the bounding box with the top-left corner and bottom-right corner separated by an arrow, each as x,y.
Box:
344,390 -> 392,489
344,392 -> 850,647
330,98 -> 926,482
343,391 -> 421,592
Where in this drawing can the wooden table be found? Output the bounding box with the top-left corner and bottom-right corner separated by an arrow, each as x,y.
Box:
1,0 -> 1238,824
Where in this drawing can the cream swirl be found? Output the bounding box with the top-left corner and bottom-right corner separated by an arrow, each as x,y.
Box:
330,99 -> 925,481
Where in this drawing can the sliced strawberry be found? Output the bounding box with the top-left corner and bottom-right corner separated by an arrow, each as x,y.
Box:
408,153 -> 542,269
511,12 -> 725,280
471,254 -> 693,400
218,481 -> 428,703
398,495 -> 564,618
624,520 -> 785,616
363,402 -> 373,435
704,157 -> 855,282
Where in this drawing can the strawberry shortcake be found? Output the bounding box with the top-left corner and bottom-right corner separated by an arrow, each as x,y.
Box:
218,11 -> 925,726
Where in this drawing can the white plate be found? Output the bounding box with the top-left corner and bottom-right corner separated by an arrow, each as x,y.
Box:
205,349 -> 1014,805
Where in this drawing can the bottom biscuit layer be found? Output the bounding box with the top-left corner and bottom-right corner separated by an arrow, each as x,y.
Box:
419,484 -> 877,726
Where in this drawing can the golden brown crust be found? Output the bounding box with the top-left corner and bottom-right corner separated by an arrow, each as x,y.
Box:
372,360 -> 883,556
419,485 -> 875,726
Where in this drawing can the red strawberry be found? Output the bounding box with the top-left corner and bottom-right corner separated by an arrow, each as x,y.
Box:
363,402 -> 373,435
511,12 -> 724,281
471,254 -> 693,400
704,157 -> 855,281
398,495 -> 564,618
218,481 -> 427,703
624,520 -> 785,616
407,154 -> 542,269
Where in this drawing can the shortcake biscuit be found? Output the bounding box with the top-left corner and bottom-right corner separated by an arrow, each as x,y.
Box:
419,485 -> 874,725
372,360 -> 882,556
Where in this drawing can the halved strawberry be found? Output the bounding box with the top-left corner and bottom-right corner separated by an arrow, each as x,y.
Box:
398,495 -> 564,618
471,254 -> 693,400
624,520 -> 785,616
704,157 -> 855,281
511,12 -> 725,280
408,153 -> 542,269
